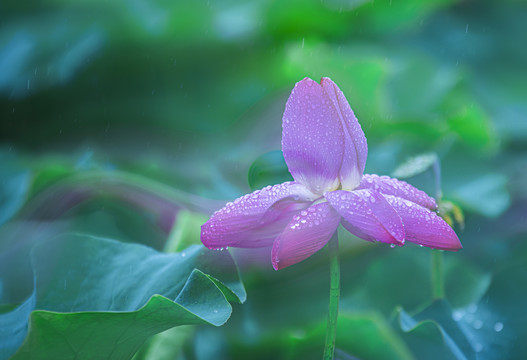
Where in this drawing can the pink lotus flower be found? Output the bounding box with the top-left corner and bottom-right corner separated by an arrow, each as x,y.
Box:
201,77 -> 461,270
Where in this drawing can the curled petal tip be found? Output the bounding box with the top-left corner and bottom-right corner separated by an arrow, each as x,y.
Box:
271,256 -> 281,271
200,222 -> 214,249
384,195 -> 462,251
320,76 -> 334,84
445,234 -> 463,251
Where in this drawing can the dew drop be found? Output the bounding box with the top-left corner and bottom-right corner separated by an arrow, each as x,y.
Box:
390,244 -> 396,248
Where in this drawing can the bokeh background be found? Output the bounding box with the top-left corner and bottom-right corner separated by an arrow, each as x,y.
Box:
1,0 -> 526,359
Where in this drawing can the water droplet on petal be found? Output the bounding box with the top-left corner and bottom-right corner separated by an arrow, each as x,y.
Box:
390,244 -> 396,248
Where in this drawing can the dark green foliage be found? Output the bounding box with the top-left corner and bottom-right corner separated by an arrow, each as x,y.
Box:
1,0 -> 526,359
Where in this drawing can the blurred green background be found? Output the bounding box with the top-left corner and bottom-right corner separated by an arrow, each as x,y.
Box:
1,0 -> 527,359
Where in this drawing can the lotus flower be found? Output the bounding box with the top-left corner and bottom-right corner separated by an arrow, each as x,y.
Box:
201,77 -> 461,270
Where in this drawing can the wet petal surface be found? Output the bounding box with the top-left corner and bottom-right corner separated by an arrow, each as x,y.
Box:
358,174 -> 437,210
321,77 -> 368,189
325,189 -> 405,244
271,202 -> 341,270
282,77 -> 344,194
384,195 -> 462,250
201,182 -> 316,249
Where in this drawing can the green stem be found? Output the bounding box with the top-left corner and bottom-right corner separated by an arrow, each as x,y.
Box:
431,157 -> 445,299
431,249 -> 444,299
323,232 -> 340,360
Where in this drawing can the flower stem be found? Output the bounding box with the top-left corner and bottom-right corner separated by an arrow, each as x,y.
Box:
323,232 -> 340,360
431,156 -> 445,299
431,249 -> 444,299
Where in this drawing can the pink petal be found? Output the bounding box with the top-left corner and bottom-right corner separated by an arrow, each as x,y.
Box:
282,77 -> 344,194
320,77 -> 368,189
358,174 -> 437,210
271,202 -> 340,270
201,182 -> 317,250
325,189 -> 405,244
384,195 -> 462,250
